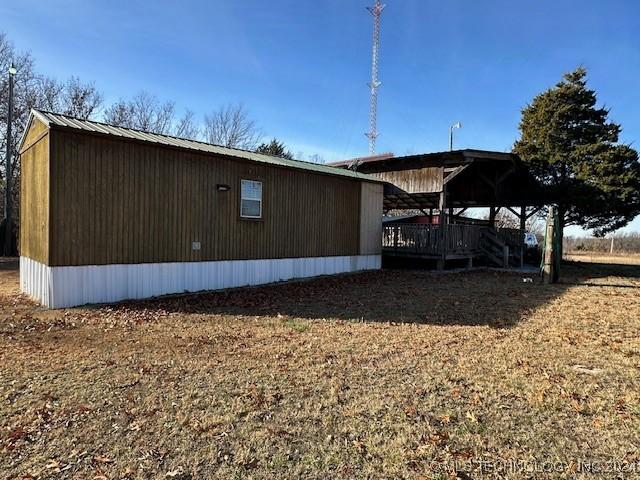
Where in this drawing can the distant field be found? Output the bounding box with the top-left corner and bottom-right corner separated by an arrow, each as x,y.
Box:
1,259 -> 639,479
565,251 -> 640,265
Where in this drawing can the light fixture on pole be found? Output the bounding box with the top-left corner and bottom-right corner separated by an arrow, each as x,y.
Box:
3,63 -> 16,256
449,122 -> 462,151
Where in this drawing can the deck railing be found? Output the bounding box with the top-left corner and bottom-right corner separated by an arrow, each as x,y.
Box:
446,224 -> 483,253
383,223 -> 484,256
383,223 -> 523,261
495,227 -> 524,250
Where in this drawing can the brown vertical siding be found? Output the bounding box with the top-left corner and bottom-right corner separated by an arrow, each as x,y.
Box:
370,166 -> 443,193
47,129 -> 367,267
19,119 -> 50,264
359,182 -> 384,255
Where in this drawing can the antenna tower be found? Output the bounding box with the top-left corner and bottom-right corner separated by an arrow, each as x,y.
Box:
365,0 -> 385,156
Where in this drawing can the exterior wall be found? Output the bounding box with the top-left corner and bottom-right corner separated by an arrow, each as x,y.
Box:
369,166 -> 443,194
359,182 -> 383,255
21,254 -> 382,308
48,129 -> 369,267
19,119 -> 50,264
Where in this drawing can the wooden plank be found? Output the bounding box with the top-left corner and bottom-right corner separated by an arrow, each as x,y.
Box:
443,164 -> 468,185
371,166 -> 443,193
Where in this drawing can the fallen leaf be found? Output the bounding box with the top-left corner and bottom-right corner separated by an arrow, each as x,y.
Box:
94,455 -> 113,464
465,411 -> 478,423
166,467 -> 184,477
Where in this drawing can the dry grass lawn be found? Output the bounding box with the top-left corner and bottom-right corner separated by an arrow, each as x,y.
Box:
1,258 -> 639,479
565,252 -> 640,266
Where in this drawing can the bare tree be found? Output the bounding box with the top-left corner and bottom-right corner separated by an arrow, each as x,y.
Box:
307,153 -> 325,164
174,110 -> 199,140
102,99 -> 134,128
489,209 -> 543,234
35,77 -> 63,113
102,91 -> 201,139
104,91 -> 175,135
35,76 -> 102,119
564,232 -> 640,254
1,34 -> 38,222
131,91 -> 174,134
203,103 -> 261,150
59,76 -> 102,118
1,32 -> 105,227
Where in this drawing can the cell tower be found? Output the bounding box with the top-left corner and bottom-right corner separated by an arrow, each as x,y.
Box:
365,0 -> 385,156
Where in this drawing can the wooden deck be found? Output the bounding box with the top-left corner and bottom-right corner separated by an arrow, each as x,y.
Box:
382,223 -> 524,268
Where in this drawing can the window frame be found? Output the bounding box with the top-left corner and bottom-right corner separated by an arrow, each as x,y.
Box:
239,179 -> 263,219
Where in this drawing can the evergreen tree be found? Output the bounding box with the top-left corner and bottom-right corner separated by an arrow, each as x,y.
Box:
514,68 -> 640,245
256,138 -> 294,159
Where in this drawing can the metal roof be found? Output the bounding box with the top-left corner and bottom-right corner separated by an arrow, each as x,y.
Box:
23,109 -> 382,183
329,149 -> 519,168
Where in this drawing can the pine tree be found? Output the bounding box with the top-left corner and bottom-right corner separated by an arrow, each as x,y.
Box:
255,139 -> 294,160
514,68 -> 640,247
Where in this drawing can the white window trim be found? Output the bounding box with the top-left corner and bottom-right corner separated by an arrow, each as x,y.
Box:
240,179 -> 263,219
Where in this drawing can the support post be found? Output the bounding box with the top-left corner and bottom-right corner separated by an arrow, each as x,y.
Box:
503,245 -> 509,268
489,206 -> 497,228
3,65 -> 15,256
543,206 -> 557,284
438,188 -> 447,270
519,206 -> 526,268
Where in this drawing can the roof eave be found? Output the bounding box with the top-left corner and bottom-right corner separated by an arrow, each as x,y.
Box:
36,113 -> 383,184
17,109 -> 52,154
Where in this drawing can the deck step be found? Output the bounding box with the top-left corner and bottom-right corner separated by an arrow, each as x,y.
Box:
480,247 -> 504,267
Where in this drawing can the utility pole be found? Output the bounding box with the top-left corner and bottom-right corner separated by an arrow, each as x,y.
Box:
3,64 -> 16,256
365,0 -> 385,156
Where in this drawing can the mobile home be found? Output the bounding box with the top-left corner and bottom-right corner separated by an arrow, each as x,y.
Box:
19,110 -> 383,308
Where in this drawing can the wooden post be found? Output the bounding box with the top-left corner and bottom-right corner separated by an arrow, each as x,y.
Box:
438,188 -> 447,270
503,245 -> 509,268
519,206 -> 526,268
489,206 -> 497,227
543,206 -> 556,284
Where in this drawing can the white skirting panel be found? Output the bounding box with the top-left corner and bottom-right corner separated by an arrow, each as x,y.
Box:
20,255 -> 381,309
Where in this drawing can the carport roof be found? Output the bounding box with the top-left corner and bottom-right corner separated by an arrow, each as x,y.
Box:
332,150 -> 549,210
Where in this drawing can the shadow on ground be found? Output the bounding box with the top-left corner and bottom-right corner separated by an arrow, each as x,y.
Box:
114,268 -> 573,328
4,257 -> 638,329
562,259 -> 640,279
0,257 -> 19,270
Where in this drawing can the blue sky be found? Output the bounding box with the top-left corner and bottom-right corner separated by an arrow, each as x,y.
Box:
3,0 -> 640,233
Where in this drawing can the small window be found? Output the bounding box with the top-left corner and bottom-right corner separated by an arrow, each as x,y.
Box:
240,179 -> 262,218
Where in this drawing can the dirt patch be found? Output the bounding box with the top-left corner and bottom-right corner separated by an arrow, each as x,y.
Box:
1,260 -> 639,479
